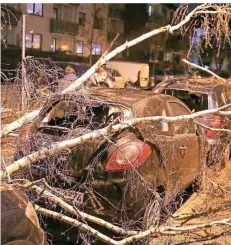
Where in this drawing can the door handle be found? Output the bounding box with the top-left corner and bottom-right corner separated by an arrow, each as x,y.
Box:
179,146 -> 187,150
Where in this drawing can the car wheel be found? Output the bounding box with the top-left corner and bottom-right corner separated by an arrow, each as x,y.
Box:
143,197 -> 161,229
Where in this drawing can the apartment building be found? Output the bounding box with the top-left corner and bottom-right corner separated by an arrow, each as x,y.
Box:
2,3 -> 125,59
146,4 -> 176,61
108,4 -> 125,46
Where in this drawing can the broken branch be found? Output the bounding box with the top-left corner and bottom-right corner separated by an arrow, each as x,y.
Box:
1,103 -> 230,179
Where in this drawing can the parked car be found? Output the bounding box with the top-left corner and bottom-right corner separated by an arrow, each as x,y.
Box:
105,67 -> 126,88
107,61 -> 150,88
16,88 -> 205,227
55,61 -> 90,76
153,78 -> 231,165
1,185 -> 47,245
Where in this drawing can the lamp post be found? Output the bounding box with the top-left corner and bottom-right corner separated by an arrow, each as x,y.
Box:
21,14 -> 27,112
21,14 -> 31,112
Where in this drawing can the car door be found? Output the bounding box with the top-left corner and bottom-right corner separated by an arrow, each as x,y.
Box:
167,101 -> 201,192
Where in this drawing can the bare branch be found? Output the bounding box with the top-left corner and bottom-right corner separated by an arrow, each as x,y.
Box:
182,59 -> 227,82
35,203 -> 231,245
1,103 -> 230,179
34,204 -> 119,245
1,110 -> 40,137
30,184 -> 138,236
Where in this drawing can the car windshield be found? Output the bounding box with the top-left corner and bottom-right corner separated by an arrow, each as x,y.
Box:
105,68 -> 121,77
163,89 -> 209,112
40,100 -> 130,130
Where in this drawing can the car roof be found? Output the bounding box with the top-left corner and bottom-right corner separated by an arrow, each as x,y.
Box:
154,77 -> 231,94
49,88 -> 182,108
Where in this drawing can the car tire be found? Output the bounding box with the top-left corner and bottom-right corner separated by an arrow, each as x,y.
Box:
143,197 -> 161,229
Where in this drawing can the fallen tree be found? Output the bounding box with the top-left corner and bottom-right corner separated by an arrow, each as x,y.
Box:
2,3 -> 231,137
1,103 -> 230,179
2,4 -> 231,244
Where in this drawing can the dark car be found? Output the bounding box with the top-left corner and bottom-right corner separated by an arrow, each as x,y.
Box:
153,78 -> 231,165
55,61 -> 90,76
1,185 -> 47,245
16,88 -> 204,227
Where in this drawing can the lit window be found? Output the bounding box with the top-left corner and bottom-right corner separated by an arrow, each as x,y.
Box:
76,41 -> 84,54
164,53 -> 172,62
52,38 -> 56,52
92,43 -> 102,55
148,5 -> 152,17
26,34 -> 33,48
33,35 -> 41,49
27,3 -> 43,16
25,33 -> 41,49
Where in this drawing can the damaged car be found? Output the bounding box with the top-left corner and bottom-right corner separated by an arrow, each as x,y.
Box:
16,88 -> 206,229
153,78 -> 231,166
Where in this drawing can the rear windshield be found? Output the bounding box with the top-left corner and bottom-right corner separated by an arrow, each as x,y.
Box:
39,100 -> 131,130
163,89 -> 209,112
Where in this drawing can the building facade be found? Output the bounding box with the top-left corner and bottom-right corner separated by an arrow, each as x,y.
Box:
2,3 -> 125,60
2,3 -> 189,70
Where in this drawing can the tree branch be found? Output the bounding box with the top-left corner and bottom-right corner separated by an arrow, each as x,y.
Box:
1,103 -> 230,179
182,59 -> 227,82
2,4 -> 230,136
35,203 -> 231,245
1,109 -> 40,137
62,4 -> 209,93
29,183 -> 137,236
34,204 -> 119,245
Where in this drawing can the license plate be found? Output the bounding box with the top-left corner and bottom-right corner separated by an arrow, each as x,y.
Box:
67,190 -> 84,206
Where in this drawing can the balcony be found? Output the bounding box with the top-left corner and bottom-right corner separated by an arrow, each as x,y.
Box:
108,32 -> 124,44
50,19 -> 78,36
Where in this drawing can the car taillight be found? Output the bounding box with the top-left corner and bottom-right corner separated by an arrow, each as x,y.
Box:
106,141 -> 151,171
205,115 -> 225,137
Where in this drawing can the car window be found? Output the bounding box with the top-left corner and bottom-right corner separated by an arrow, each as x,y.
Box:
168,102 -> 196,134
40,100 -> 128,130
164,89 -> 209,112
